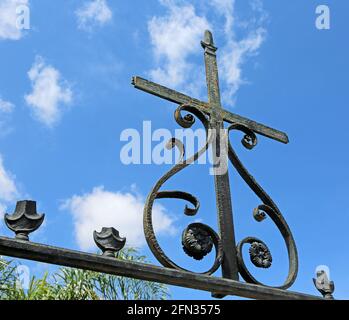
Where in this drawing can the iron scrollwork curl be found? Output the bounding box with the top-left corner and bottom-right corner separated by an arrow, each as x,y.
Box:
143,104 -> 223,275
228,123 -> 298,289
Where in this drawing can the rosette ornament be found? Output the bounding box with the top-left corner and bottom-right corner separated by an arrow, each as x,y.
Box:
182,223 -> 214,261
5,200 -> 45,241
249,241 -> 272,269
94,227 -> 126,257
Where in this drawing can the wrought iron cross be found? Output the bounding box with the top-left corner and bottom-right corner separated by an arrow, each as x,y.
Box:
132,30 -> 291,284
0,30 -> 334,300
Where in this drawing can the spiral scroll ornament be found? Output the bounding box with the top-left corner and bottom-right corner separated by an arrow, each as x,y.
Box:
143,104 -> 223,275
228,124 -> 298,290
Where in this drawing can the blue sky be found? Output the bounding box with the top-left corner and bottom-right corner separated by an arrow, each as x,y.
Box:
0,0 -> 348,300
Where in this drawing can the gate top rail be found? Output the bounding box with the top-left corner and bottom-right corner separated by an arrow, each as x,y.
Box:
0,236 -> 324,300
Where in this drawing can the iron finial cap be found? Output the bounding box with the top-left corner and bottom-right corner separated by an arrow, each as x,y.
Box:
4,200 -> 45,241
313,269 -> 335,299
94,227 -> 126,257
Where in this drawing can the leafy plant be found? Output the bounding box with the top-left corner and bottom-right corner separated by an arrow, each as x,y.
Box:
0,257 -> 17,299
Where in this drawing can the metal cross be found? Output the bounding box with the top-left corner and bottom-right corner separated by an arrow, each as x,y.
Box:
0,29 -> 333,300
132,30 -> 289,282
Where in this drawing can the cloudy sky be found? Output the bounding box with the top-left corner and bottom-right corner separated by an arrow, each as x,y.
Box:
0,0 -> 349,299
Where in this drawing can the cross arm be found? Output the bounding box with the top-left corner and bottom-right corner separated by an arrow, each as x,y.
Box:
221,110 -> 289,144
132,76 -> 205,110
132,77 -> 289,144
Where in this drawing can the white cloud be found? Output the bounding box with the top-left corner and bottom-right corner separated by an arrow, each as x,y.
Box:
210,0 -> 235,34
216,0 -> 267,104
0,203 -> 6,219
76,0 -> 112,31
0,0 -> 29,40
25,56 -> 72,127
148,1 -> 210,92
0,98 -> 15,134
220,27 -> 266,104
61,186 -> 176,251
0,155 -> 19,217
148,0 -> 267,105
0,97 -> 14,113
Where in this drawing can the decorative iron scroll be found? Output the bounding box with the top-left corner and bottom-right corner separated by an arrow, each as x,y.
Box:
143,104 -> 298,288
144,105 -> 223,275
228,124 -> 298,289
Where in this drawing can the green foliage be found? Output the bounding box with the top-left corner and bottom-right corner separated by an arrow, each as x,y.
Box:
0,248 -> 169,300
5,272 -> 57,300
0,258 -> 17,299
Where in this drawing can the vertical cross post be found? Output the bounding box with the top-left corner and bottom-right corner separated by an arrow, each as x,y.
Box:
201,30 -> 239,282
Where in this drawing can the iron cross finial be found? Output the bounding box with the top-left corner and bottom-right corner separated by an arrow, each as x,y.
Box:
133,30 -> 297,294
